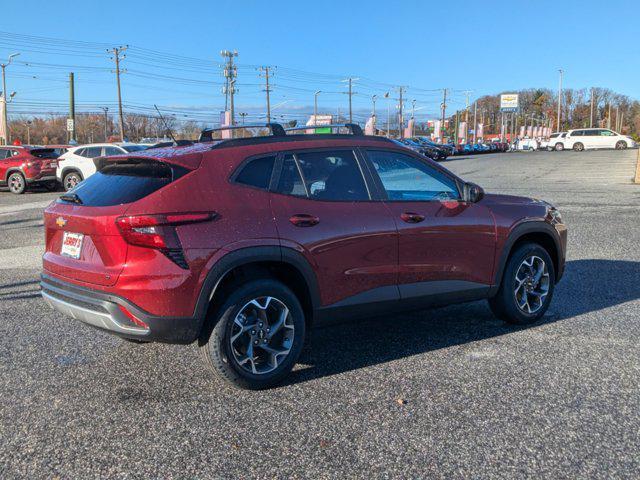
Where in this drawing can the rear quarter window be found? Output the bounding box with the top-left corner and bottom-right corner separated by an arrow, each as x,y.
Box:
59,160 -> 187,207
233,155 -> 275,190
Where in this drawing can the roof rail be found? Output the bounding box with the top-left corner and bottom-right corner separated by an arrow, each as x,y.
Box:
285,123 -> 364,136
198,122 -> 286,142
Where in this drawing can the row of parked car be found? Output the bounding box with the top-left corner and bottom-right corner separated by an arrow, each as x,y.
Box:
393,137 -> 509,161
0,142 -> 153,194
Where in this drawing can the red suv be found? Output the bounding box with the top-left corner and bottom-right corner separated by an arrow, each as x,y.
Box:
41,125 -> 567,389
0,146 -> 59,194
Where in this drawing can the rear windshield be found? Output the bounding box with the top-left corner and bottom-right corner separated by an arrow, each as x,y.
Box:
30,148 -> 58,159
58,160 -> 186,207
122,145 -> 148,153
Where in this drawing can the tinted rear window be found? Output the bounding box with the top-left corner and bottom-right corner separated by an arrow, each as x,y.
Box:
58,161 -> 186,207
29,148 -> 58,159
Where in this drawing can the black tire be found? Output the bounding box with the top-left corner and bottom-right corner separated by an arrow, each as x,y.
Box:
554,143 -> 564,151
63,171 -> 83,191
615,140 -> 627,150
489,242 -> 555,325
122,338 -> 150,344
8,172 -> 26,194
573,142 -> 584,152
199,279 -> 306,390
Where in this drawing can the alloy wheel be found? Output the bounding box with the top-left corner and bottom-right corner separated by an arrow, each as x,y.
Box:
230,296 -> 295,375
9,174 -> 24,193
64,174 -> 80,190
513,255 -> 550,314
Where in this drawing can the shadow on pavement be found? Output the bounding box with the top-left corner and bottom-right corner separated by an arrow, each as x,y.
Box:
288,259 -> 640,385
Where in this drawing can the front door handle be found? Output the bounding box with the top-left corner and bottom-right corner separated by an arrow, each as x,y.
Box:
400,212 -> 425,223
289,214 -> 320,227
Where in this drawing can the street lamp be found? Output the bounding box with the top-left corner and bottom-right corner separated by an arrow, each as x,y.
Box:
314,91 -> 321,125
26,120 -> 32,145
1,52 -> 20,145
371,95 -> 377,117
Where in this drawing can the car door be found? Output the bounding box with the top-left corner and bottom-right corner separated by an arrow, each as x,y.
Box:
0,148 -> 11,181
599,129 -> 618,149
270,148 -> 399,309
362,148 -> 496,301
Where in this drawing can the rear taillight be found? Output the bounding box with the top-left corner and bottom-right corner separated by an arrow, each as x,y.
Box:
116,213 -> 216,267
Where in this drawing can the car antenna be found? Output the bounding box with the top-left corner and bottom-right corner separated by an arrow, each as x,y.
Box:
154,104 -> 177,144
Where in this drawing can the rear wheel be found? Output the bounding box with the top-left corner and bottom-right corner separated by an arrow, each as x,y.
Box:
615,140 -> 627,150
63,171 -> 82,191
199,279 -> 305,390
573,142 -> 584,152
554,143 -> 564,151
489,243 -> 555,325
8,172 -> 26,194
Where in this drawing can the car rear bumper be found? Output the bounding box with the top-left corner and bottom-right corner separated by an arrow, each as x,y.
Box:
40,274 -> 202,344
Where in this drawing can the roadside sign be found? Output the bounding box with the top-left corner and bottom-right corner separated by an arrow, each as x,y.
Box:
66,118 -> 74,132
500,94 -> 519,112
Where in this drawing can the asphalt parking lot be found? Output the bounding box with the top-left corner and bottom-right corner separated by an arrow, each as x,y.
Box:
1,149 -> 639,479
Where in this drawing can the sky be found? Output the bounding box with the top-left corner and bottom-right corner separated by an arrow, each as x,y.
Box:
2,0 -> 638,125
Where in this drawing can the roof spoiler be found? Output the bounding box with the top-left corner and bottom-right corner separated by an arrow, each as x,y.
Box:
199,123 -> 287,142
285,123 -> 364,136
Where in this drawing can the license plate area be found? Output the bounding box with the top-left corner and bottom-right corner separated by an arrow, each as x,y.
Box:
61,232 -> 84,259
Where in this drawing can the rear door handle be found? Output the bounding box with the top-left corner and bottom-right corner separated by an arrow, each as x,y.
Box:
400,212 -> 425,223
289,214 -> 320,227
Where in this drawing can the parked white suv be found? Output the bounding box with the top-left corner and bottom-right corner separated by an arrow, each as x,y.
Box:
564,128 -> 636,152
542,132 -> 568,151
56,143 -> 147,190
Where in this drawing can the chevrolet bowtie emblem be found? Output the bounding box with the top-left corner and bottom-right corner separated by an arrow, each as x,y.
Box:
56,217 -> 67,227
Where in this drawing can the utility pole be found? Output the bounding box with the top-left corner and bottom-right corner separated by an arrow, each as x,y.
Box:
590,87 -> 595,128
440,88 -> 447,142
607,103 -> 611,129
472,101 -> 478,143
259,66 -> 273,123
615,105 -> 619,131
411,99 -> 416,137
314,90 -> 321,125
557,69 -> 563,131
68,72 -> 76,144
101,107 -> 109,141
1,52 -> 20,145
26,120 -> 31,144
398,86 -> 404,139
221,50 -> 238,125
109,46 -> 127,142
341,77 -> 358,123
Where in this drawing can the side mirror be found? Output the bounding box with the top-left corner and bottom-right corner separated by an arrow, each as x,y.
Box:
465,182 -> 485,203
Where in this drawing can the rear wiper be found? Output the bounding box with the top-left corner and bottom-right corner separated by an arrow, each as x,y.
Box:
59,193 -> 83,205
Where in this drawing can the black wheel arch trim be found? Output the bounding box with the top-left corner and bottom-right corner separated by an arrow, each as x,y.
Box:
193,245 -> 321,324
61,167 -> 83,181
490,220 -> 565,296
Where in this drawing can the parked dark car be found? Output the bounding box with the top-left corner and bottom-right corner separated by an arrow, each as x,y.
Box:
41,124 -> 567,389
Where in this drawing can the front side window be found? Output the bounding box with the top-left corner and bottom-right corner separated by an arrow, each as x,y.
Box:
601,130 -> 616,136
74,148 -> 87,157
572,130 -> 584,137
366,150 -> 460,201
275,150 -> 369,201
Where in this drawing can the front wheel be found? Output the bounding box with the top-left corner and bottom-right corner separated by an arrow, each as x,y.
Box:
489,243 -> 555,325
199,279 -> 306,390
8,172 -> 26,194
573,142 -> 584,152
615,140 -> 627,150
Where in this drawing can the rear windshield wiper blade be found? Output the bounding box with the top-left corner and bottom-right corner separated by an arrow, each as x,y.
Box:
59,193 -> 83,205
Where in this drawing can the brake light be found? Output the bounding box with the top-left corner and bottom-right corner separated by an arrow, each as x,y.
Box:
116,212 -> 216,250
